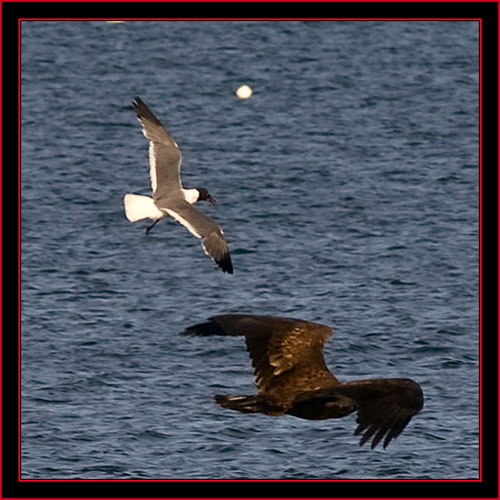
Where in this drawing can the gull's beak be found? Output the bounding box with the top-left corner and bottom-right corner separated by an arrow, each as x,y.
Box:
208,195 -> 217,206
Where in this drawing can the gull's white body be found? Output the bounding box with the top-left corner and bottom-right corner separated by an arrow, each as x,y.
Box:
124,188 -> 200,222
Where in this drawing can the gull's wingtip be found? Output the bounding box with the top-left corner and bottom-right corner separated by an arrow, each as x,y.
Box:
218,252 -> 233,274
132,96 -> 144,109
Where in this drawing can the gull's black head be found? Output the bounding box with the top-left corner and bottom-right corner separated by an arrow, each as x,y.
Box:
196,187 -> 217,206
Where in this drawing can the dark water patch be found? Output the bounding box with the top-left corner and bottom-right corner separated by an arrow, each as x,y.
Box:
134,429 -> 169,440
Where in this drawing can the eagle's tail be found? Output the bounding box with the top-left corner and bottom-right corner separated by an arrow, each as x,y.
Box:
214,394 -> 285,416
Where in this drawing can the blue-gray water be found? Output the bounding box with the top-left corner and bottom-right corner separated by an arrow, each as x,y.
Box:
21,20 -> 479,479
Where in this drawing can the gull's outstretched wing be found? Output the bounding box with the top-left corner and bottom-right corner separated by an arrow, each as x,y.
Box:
133,97 -> 183,198
162,200 -> 233,274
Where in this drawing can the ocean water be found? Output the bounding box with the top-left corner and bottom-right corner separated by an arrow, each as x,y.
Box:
20,20 -> 479,479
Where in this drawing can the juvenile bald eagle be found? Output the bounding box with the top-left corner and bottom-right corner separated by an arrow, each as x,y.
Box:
182,314 -> 423,449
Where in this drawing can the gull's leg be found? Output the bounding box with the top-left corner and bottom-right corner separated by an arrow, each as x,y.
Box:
146,219 -> 160,235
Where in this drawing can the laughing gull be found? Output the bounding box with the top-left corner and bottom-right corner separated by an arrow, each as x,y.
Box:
182,314 -> 424,449
124,97 -> 233,274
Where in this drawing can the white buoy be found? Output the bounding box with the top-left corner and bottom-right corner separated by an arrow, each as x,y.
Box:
106,20 -> 125,24
236,85 -> 253,99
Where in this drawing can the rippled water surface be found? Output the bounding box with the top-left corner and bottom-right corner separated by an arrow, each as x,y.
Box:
21,20 -> 479,479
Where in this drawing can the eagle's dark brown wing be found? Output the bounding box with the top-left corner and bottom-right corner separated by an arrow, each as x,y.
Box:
183,314 -> 340,399
298,378 -> 424,449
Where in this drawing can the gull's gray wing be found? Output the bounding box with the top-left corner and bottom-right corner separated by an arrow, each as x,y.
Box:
161,199 -> 233,274
133,97 -> 183,197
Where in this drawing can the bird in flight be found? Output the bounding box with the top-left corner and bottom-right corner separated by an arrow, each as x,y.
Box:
124,97 -> 233,274
182,314 -> 424,449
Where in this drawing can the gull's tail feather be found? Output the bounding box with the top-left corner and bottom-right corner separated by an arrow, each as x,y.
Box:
124,194 -> 163,222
